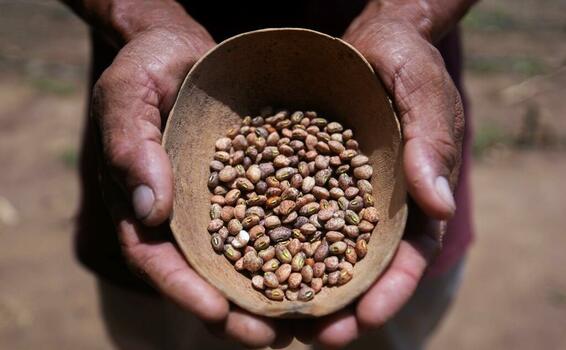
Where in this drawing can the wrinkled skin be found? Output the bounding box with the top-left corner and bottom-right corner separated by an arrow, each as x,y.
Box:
66,0 -> 473,348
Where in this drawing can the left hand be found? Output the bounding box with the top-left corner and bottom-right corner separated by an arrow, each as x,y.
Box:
295,2 -> 466,347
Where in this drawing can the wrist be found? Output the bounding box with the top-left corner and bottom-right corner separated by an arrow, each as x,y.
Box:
352,0 -> 476,42
72,0 -> 212,48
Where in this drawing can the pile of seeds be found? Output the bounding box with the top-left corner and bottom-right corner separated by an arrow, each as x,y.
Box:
207,109 -> 379,302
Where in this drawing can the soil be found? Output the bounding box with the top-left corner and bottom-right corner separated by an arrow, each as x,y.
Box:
0,0 -> 565,349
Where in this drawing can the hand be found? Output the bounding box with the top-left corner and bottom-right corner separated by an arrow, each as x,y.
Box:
92,24 -> 292,349
297,3 -> 466,347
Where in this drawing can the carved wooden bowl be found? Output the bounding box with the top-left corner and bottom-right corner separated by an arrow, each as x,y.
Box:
163,28 -> 407,318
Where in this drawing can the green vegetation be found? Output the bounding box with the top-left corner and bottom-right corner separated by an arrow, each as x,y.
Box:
465,56 -> 548,77
30,77 -> 76,96
473,121 -> 511,158
58,147 -> 79,169
463,8 -> 518,31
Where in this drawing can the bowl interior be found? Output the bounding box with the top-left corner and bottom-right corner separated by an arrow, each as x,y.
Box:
163,28 -> 407,318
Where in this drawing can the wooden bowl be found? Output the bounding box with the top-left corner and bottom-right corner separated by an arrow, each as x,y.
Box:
163,28 -> 407,318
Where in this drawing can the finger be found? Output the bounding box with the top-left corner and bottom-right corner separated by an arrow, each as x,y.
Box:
93,61 -> 173,226
346,25 -> 464,220
208,307 -> 279,349
313,308 -> 359,349
356,235 -> 438,330
111,206 -> 229,323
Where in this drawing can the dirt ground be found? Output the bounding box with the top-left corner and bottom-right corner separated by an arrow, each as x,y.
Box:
0,1 -> 565,349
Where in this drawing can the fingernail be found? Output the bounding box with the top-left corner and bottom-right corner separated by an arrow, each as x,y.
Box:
132,185 -> 155,220
435,176 -> 456,215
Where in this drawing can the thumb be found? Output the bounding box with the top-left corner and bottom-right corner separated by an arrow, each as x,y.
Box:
92,59 -> 173,226
348,26 -> 464,220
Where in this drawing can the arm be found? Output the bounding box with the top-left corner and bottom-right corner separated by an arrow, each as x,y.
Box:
60,1 -> 287,347
308,1 -> 476,347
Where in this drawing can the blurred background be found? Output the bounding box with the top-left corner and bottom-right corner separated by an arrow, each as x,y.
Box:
0,0 -> 565,349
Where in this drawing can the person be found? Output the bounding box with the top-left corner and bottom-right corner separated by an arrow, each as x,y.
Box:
61,0 -> 475,348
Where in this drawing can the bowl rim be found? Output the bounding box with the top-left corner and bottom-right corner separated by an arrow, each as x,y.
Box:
163,27 -> 407,318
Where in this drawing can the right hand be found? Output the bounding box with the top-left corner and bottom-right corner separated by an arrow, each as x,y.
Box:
92,24 -> 292,349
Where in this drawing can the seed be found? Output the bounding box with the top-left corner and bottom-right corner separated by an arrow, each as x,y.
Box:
301,265 -> 313,283
282,211 -> 298,225
314,169 -> 332,186
325,231 -> 344,243
363,193 -> 375,207
252,275 -> 265,290
263,272 -> 279,288
299,202 -> 319,216
343,225 -> 360,238
311,278 -> 323,293
313,262 -> 326,277
210,160 -> 224,172
355,239 -> 368,258
264,215 -> 281,229
317,208 -> 335,221
285,289 -> 299,301
242,215 -> 260,229
265,288 -> 284,301
339,149 -> 357,162
362,207 -> 379,223
269,227 -> 292,243
311,186 -> 330,200
279,200 -> 296,216
313,240 -> 329,262
288,272 -> 303,289
266,196 -> 282,208
227,219 -> 242,235
246,206 -> 265,219
300,223 -> 317,236
344,187 -> 360,199
210,203 -> 222,220
298,286 -> 315,301
246,165 -> 262,183
223,244 -> 241,262
329,241 -> 347,255
234,257 -> 245,271
351,154 -> 369,167
358,220 -> 375,233
328,140 -> 345,154
325,217 -> 345,231
218,166 -> 237,183
356,179 -> 372,195
207,219 -> 223,233
225,189 -> 241,205
314,155 -> 329,170
345,210 -> 360,225
273,154 -> 291,168
345,247 -> 358,264
349,197 -> 364,212
353,165 -> 373,180
258,245 -> 275,260
301,176 -> 315,193
275,263 -> 292,283
324,256 -> 339,272
305,134 -> 318,150
254,236 -> 271,251
275,245 -> 293,263
215,137 -> 231,151
232,230 -> 250,248
262,258 -> 280,272
328,271 -> 340,286
338,267 -> 354,285
211,233 -> 224,252
291,252 -> 306,271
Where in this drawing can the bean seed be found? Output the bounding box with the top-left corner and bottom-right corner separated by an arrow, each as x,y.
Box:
265,288 -> 284,301
275,264 -> 292,283
355,239 -> 368,258
252,275 -> 265,290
